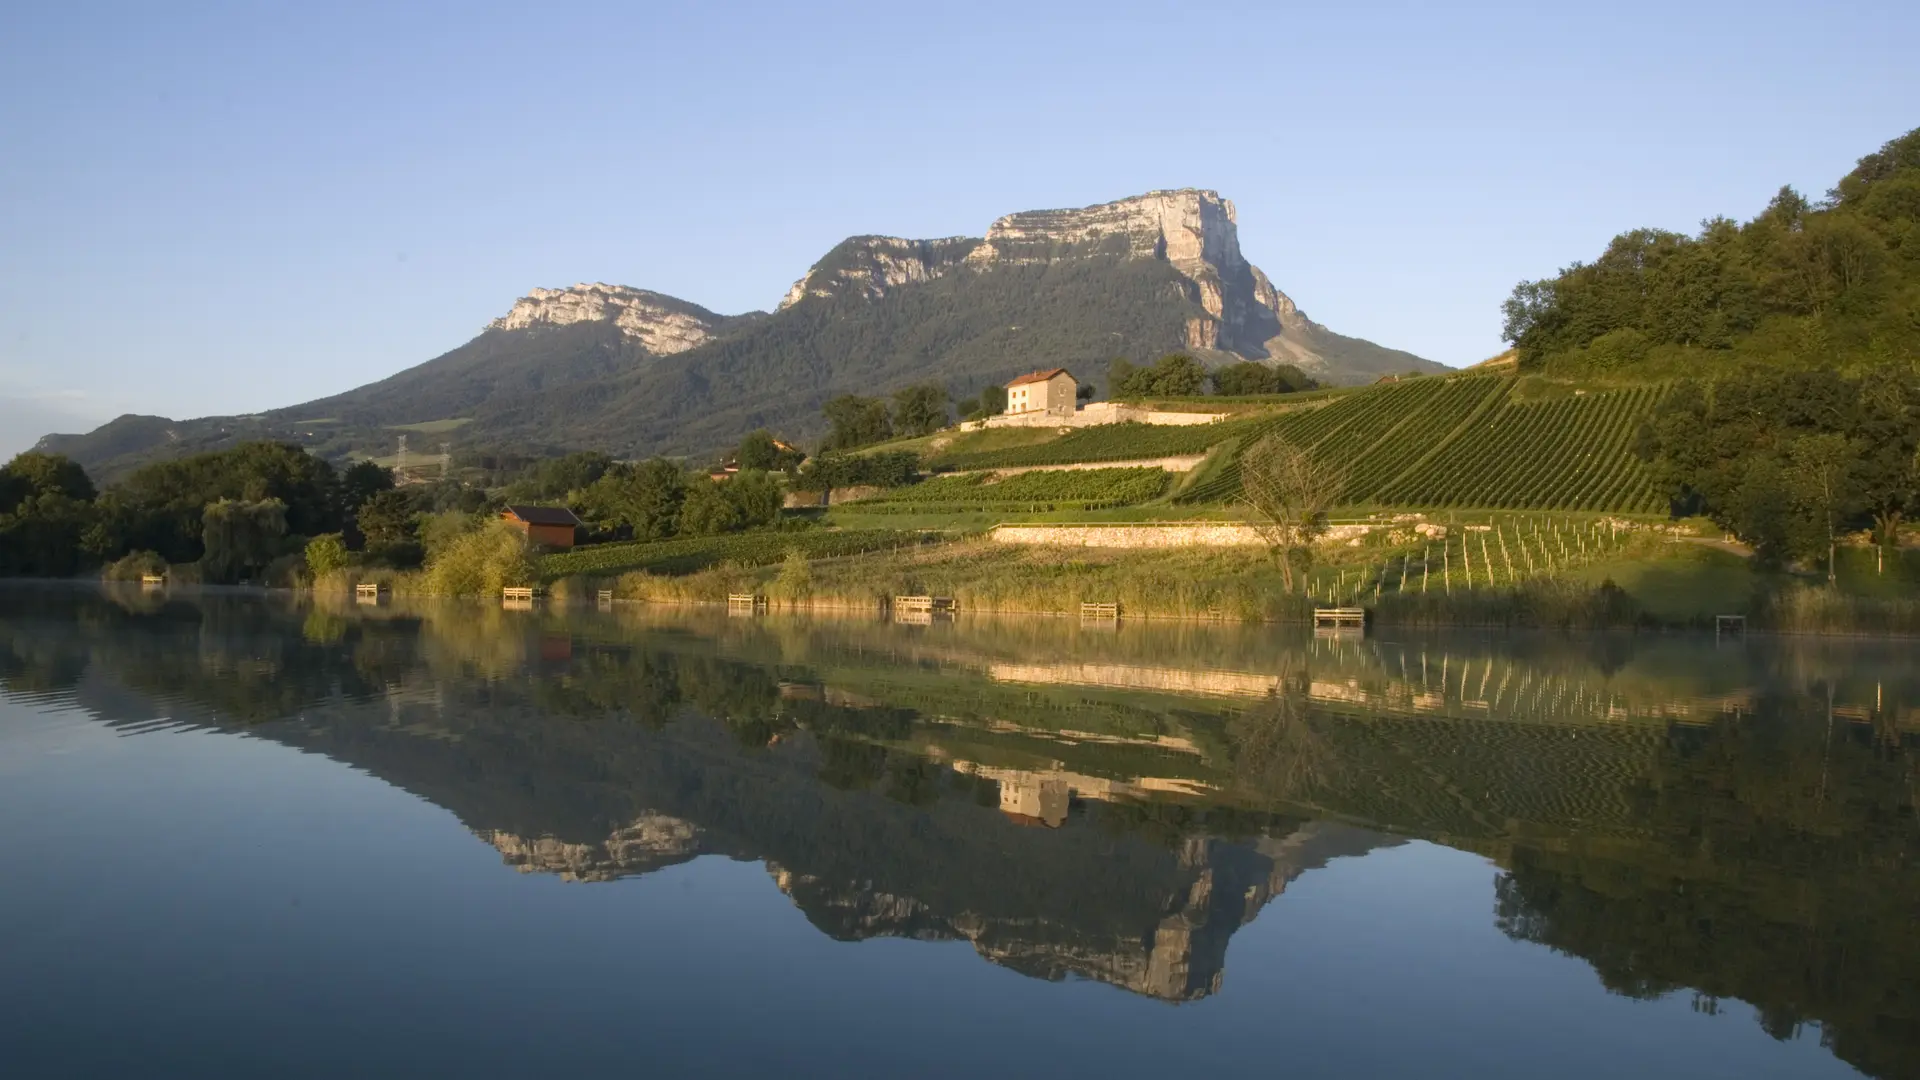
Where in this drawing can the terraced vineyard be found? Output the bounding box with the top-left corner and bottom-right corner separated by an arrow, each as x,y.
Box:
855,467 -> 1169,512
930,418 -> 1266,470
1373,385 -> 1668,511
1174,376 -> 1666,512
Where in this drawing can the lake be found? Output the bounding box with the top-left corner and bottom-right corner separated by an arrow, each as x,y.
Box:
1,584 -> 1914,1079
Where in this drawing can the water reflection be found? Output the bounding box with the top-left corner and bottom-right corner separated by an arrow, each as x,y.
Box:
2,584 -> 1916,1076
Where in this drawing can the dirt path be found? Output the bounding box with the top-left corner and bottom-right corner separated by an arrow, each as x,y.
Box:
1673,536 -> 1755,557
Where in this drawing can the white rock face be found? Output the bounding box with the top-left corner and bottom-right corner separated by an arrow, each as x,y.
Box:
773,189 -> 1319,363
487,283 -> 718,355
482,189 -> 1407,378
482,812 -> 703,882
778,236 -> 980,310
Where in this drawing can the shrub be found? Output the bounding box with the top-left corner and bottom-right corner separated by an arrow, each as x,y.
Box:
305,533 -> 350,579
771,549 -> 813,602
423,521 -> 538,596
102,550 -> 167,581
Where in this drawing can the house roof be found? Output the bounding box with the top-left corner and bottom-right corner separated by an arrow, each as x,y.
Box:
1007,368 -> 1073,387
504,505 -> 583,527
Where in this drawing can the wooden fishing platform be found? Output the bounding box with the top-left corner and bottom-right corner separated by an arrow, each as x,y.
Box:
1313,607 -> 1368,630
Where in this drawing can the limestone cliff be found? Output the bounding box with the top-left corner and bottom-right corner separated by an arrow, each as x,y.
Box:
770,189 -> 1427,381
486,283 -> 728,356
778,236 -> 980,308
482,812 -> 703,882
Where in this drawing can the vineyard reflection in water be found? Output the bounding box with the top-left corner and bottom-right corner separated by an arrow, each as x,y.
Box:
2,584 -> 1916,1078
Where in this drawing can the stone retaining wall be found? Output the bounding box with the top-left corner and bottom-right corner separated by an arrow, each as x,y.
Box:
960,401 -> 1229,431
987,522 -> 1408,548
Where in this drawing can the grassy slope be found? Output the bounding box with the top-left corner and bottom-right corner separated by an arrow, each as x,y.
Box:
879,372 -> 1672,515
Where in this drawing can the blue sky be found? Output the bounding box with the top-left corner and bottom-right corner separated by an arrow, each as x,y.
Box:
2,0 -> 1915,456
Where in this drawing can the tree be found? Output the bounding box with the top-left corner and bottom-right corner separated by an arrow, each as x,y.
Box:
200,498 -> 288,584
725,469 -> 784,529
356,490 -> 420,563
678,477 -> 742,536
737,430 -> 804,473
959,385 -> 1008,420
1114,353 -> 1206,397
339,460 -> 394,511
422,521 -> 536,596
305,533 -> 350,579
1236,435 -> 1345,592
822,395 -> 894,451
1787,434 -> 1864,585
580,459 -> 684,540
890,383 -> 950,438
0,452 -> 95,510
1210,362 -> 1316,396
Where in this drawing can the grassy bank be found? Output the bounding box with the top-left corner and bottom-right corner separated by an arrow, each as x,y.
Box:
604,533 -> 1920,635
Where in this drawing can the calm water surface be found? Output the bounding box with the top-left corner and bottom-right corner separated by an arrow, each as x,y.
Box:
1,584 -> 1914,1078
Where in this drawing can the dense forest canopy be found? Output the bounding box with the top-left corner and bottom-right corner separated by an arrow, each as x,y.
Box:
1503,127 -> 1920,376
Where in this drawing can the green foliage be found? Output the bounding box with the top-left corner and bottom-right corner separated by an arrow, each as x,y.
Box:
677,476 -> 743,536
304,533 -> 350,579
1112,353 -> 1206,397
101,550 -> 167,581
200,498 -> 289,584
501,450 -> 614,503
1504,127 -> 1920,375
1210,362 -> 1315,396
794,451 -> 919,492
959,385 -> 1008,420
420,511 -> 482,561
0,452 -> 95,510
822,394 -> 895,451
891,383 -> 951,438
578,459 -> 685,540
1643,367 -> 1917,567
422,521 -> 537,596
725,470 -> 784,529
771,548 -> 813,601
94,441 -> 340,565
540,528 -> 927,579
339,459 -> 393,509
736,430 -> 804,473
355,489 -> 420,563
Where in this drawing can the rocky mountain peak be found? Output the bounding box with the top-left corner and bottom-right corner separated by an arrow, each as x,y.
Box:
486,283 -> 723,356
777,236 -> 980,310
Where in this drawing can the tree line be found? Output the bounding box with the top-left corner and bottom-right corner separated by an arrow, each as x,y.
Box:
1502,127 -> 1919,374
1642,366 -> 1919,576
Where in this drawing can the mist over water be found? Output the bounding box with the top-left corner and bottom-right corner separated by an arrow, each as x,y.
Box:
1,583 -> 1912,1079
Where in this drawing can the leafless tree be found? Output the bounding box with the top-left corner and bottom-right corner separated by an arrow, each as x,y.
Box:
1237,434 -> 1346,592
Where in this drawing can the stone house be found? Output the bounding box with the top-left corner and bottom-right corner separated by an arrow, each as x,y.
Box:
1006,368 -> 1078,417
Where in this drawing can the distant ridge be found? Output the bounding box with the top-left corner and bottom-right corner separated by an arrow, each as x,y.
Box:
38,189 -> 1441,478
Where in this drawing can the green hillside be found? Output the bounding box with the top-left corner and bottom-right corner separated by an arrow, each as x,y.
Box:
916,372 -> 1669,513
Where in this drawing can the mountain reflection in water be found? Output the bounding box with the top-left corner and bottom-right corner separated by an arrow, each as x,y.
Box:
1,584 -> 1915,1078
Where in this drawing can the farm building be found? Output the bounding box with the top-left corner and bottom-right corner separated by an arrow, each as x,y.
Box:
1006,368 -> 1077,418
502,505 -> 583,549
